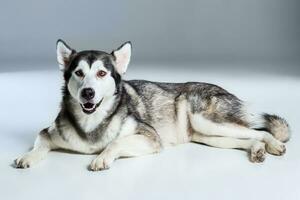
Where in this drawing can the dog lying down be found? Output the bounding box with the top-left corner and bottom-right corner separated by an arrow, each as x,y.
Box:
15,40 -> 290,171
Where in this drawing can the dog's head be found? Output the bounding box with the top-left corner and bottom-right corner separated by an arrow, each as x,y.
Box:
56,39 -> 131,114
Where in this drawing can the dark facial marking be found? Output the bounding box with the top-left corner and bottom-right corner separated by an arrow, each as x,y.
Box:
63,50 -> 121,86
63,51 -> 109,80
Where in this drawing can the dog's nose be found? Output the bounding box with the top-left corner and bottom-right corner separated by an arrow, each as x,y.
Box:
81,88 -> 95,100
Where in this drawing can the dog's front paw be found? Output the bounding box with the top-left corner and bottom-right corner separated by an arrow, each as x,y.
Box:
266,139 -> 286,156
89,154 -> 114,171
250,142 -> 266,163
14,153 -> 40,169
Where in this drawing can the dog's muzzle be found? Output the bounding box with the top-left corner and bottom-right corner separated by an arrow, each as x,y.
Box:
80,99 -> 103,114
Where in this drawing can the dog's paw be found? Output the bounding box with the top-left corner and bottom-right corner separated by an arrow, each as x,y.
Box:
89,154 -> 114,171
14,153 -> 39,169
250,142 -> 266,163
266,139 -> 286,156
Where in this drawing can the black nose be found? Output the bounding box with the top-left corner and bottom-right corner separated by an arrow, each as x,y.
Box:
81,88 -> 95,100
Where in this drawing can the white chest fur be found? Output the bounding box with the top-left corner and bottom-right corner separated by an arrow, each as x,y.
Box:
75,96 -> 116,133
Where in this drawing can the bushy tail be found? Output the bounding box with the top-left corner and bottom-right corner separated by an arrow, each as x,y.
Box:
260,114 -> 291,142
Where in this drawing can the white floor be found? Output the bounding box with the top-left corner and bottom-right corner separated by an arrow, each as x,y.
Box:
1,64 -> 300,200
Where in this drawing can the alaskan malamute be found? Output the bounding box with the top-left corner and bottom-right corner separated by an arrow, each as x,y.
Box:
15,40 -> 290,171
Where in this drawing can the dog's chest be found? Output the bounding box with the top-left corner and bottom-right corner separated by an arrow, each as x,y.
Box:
62,115 -> 137,154
77,109 -> 110,134
84,116 -> 123,151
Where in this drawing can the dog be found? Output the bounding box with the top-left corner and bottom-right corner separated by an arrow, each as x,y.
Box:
14,40 -> 290,171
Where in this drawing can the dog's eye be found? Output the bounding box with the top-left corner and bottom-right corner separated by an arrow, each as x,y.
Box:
97,70 -> 107,78
75,70 -> 84,77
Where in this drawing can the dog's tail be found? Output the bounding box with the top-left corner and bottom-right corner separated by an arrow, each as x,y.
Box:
250,113 -> 290,142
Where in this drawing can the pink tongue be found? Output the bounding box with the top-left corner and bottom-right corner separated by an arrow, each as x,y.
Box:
83,103 -> 94,109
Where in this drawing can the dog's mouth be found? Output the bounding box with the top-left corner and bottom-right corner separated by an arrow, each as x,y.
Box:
80,99 -> 103,114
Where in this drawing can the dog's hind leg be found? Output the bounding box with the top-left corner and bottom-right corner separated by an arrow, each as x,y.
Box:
192,133 -> 266,162
189,114 -> 286,156
15,128 -> 55,168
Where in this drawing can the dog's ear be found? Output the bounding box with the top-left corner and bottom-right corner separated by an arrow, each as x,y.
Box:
112,41 -> 132,75
56,39 -> 76,70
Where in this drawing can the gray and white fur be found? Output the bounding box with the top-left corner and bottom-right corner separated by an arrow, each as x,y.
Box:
15,40 -> 290,170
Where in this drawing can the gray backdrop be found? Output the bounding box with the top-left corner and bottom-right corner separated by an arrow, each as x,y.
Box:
0,0 -> 299,71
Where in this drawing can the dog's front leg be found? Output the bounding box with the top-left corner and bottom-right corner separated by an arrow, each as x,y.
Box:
15,128 -> 55,168
89,134 -> 162,171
